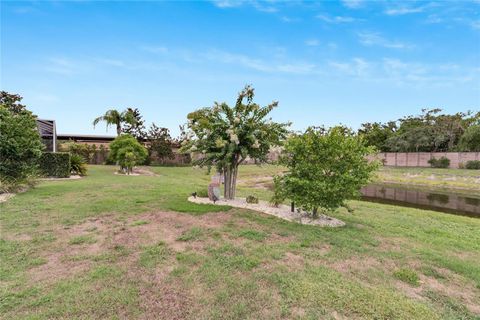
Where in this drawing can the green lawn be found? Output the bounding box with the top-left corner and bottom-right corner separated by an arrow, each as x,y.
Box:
374,166 -> 480,193
1,165 -> 479,319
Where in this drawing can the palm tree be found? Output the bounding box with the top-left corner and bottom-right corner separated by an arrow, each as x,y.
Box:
93,109 -> 125,136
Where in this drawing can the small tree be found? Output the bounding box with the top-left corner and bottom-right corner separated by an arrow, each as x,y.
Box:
273,126 -> 379,217
182,85 -> 290,199
147,123 -> 174,163
109,134 -> 148,174
0,93 -> 44,190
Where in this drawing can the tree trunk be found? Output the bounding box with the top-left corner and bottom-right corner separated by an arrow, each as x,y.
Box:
116,123 -> 122,136
223,161 -> 239,200
312,207 -> 318,219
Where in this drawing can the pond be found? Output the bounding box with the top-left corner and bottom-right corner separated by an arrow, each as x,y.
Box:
360,184 -> 480,218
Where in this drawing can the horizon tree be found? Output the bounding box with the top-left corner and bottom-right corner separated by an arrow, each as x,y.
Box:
147,123 -> 174,163
93,108 -> 137,136
122,108 -> 147,140
182,85 -> 290,199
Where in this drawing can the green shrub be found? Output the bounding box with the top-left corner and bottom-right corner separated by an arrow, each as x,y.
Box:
246,195 -> 259,204
59,142 -> 97,163
274,126 -> 378,216
394,268 -> 420,286
428,156 -> 450,168
196,189 -> 209,198
0,98 -> 44,191
465,160 -> 480,170
109,134 -> 148,174
70,153 -> 88,176
39,152 -> 71,178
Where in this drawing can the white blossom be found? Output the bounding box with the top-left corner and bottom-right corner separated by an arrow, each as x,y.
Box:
230,133 -> 240,145
215,138 -> 227,148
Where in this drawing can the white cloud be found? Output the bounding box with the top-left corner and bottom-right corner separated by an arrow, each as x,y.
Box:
252,2 -> 278,13
425,14 -> 443,24
45,56 -> 132,75
329,58 -> 370,77
305,39 -> 320,46
280,16 -> 298,23
341,0 -> 363,9
471,20 -> 480,30
384,6 -> 424,16
44,58 -> 79,75
326,57 -> 477,87
210,0 -> 278,13
203,49 -> 316,74
358,32 -> 413,49
211,0 -> 243,8
316,14 -> 358,23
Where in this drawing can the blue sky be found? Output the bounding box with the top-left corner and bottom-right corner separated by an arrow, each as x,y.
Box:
1,0 -> 479,136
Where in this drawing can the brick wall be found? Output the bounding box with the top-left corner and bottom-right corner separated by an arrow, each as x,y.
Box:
367,152 -> 480,168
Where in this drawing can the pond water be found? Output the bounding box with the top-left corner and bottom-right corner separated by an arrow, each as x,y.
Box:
360,184 -> 480,218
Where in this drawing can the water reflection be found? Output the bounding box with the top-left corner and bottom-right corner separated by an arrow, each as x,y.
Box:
361,184 -> 480,218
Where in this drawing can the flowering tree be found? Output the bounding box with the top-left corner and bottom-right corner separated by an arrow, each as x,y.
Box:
182,85 -> 290,199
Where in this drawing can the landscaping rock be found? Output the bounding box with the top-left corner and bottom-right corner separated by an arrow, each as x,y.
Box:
188,196 -> 345,227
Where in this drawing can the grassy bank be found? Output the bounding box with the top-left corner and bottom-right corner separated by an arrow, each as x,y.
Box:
1,165 -> 479,319
374,167 -> 480,194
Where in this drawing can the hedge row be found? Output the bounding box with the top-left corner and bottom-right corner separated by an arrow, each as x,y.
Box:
465,160 -> 480,170
428,156 -> 450,168
39,152 -> 71,178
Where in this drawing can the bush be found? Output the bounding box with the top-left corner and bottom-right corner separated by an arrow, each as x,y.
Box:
196,189 -> 209,198
59,142 -> 97,163
246,195 -> 259,204
0,102 -> 44,191
70,154 -> 88,176
109,134 -> 148,174
39,152 -> 71,178
465,160 -> 480,170
428,156 -> 450,168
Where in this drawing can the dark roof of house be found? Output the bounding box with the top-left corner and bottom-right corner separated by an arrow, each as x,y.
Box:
36,119 -> 55,138
57,133 -> 182,147
57,133 -> 116,142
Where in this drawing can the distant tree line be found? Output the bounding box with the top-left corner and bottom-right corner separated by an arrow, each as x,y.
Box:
358,109 -> 480,152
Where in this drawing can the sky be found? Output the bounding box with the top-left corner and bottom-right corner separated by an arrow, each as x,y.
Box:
1,0 -> 479,137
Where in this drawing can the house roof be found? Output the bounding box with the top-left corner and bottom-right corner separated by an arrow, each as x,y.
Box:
57,133 -> 116,142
